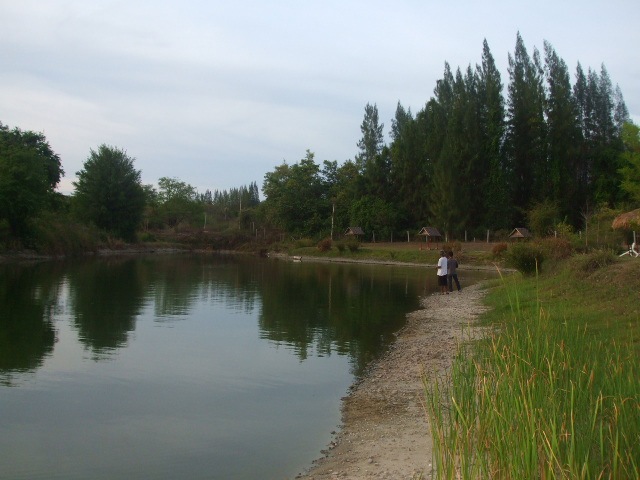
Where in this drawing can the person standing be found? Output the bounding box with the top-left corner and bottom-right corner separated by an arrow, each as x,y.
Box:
436,250 -> 448,295
447,250 -> 461,293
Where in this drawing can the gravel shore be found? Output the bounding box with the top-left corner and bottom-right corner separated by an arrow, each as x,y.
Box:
295,283 -> 490,480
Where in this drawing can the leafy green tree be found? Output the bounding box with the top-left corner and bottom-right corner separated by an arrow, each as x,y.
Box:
155,176 -> 200,227
619,122 -> 640,204
322,159 -> 362,236
0,123 -> 63,237
262,150 -> 327,236
73,144 -> 145,240
349,195 -> 397,241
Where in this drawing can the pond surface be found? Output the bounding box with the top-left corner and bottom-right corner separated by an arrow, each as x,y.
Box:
0,253 -> 489,479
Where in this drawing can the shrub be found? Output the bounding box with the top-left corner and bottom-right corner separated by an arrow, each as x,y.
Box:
505,242 -> 545,275
295,238 -> 315,248
347,240 -> 360,252
335,241 -> 346,252
538,236 -> 574,260
573,249 -> 618,273
492,242 -> 508,259
317,237 -> 332,252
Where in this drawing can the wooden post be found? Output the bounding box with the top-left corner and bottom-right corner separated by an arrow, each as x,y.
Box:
486,229 -> 490,243
407,231 -> 410,243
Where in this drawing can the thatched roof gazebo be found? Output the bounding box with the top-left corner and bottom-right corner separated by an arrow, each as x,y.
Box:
418,227 -> 442,249
509,227 -> 532,240
612,209 -> 639,255
344,226 -> 364,237
612,208 -> 640,231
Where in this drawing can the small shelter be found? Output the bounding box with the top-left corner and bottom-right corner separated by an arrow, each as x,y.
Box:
509,227 -> 532,240
344,226 -> 364,238
418,227 -> 442,249
612,208 -> 639,256
612,208 -> 640,231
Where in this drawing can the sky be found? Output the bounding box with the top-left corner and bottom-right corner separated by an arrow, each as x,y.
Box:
2,1 -> 639,196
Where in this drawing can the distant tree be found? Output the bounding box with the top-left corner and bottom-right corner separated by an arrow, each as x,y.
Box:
0,123 -> 63,237
262,150 -> 327,236
505,33 -> 547,224
476,39 -> 509,230
155,177 -> 199,227
543,41 -> 581,222
355,103 -> 385,173
73,144 -> 145,240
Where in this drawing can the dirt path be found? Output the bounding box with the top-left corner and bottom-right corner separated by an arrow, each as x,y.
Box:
295,283 -> 490,480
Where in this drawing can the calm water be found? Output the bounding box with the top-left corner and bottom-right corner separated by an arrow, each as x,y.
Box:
0,254 -> 488,479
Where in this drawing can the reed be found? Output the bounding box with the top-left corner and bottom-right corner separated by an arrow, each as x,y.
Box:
424,266 -> 640,479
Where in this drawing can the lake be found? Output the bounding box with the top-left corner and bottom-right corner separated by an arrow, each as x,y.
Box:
0,253 -> 488,479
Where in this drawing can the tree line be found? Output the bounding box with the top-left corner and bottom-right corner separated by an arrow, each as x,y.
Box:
2,33 -> 640,250
261,34 -> 639,241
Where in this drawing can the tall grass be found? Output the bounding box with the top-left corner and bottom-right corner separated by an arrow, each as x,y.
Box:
425,269 -> 640,479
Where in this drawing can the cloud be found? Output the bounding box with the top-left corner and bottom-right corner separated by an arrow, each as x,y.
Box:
2,0 -> 639,196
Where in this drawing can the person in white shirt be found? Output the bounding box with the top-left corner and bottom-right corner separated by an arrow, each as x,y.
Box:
436,250 -> 448,295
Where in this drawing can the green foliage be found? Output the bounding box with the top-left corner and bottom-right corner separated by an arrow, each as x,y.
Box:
73,144 -> 145,241
151,177 -> 201,227
619,121 -> 640,203
426,261 -> 640,479
346,239 -> 360,252
527,200 -> 560,236
349,195 -> 396,241
572,249 -> 618,273
0,123 -> 63,238
505,241 -> 544,274
261,150 -> 328,236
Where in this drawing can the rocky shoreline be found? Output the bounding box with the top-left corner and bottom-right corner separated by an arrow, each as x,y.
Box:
295,283 -> 490,480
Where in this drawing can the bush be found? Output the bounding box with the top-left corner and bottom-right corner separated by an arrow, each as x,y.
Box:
295,238 -> 315,248
505,242 -> 545,275
573,249 -> 618,273
492,242 -> 508,259
335,241 -> 346,252
317,237 -> 332,252
538,236 -> 574,260
347,240 -> 360,252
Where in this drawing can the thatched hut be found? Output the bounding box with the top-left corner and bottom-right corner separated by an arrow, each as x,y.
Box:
344,226 -> 364,238
509,227 -> 532,240
418,227 -> 442,249
611,208 -> 640,231
612,209 -> 639,253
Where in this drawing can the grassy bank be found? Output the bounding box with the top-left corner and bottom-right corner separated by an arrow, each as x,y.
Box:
285,241 -> 497,267
425,254 -> 640,479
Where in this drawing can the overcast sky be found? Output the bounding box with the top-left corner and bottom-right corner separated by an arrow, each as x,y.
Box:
2,1 -> 639,196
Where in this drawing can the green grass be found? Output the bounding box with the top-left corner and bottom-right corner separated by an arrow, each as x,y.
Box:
424,256 -> 640,479
286,242 -> 497,266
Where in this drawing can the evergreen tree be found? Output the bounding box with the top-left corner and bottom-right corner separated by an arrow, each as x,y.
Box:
355,103 -> 385,173
476,39 -> 509,230
505,33 -> 547,224
543,41 -> 581,222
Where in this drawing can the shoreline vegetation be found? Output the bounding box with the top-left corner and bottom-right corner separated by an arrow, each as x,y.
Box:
2,242 -> 639,478
292,247 -> 639,478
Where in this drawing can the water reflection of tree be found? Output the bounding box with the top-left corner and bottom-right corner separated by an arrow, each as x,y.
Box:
150,255 -> 259,320
67,258 -> 146,358
258,262 -> 420,376
0,263 -> 64,386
